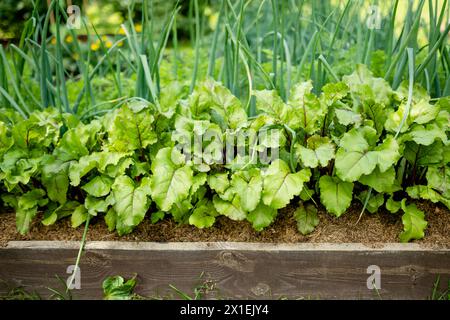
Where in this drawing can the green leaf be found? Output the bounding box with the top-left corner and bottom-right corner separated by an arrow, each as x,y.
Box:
294,203 -> 319,235
320,82 -> 349,106
385,100 -> 440,133
105,208 -> 117,232
319,175 -> 353,217
151,211 -> 165,224
82,175 -> 114,198
112,176 -> 152,235
71,205 -> 88,228
69,152 -> 129,186
151,147 -> 193,212
41,158 -> 69,205
55,120 -> 101,161
190,80 -> 247,129
106,105 -> 157,152
296,135 -> 335,168
15,189 -> 48,235
289,81 -> 326,134
386,196 -> 401,214
359,167 -> 401,193
262,160 -> 311,209
189,201 -> 218,228
426,166 -> 450,197
335,108 -> 362,126
362,101 -> 387,135
335,127 -> 399,181
42,201 -> 80,226
254,89 -> 290,125
404,141 -> 443,167
399,201 -> 427,243
103,275 -> 137,300
356,191 -> 384,214
0,149 -> 42,190
247,203 -> 278,231
406,185 -> 450,209
212,195 -> 246,221
85,194 -> 115,216
0,122 -> 13,155
343,64 -> 393,106
207,173 -> 229,194
230,169 -> 262,212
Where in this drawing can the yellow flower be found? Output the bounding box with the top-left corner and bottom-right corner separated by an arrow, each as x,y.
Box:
105,40 -> 113,49
118,27 -> 126,35
101,35 -> 108,42
118,40 -> 124,47
204,6 -> 212,16
209,13 -> 219,30
65,35 -> 74,43
51,37 -> 57,45
90,41 -> 100,51
134,23 -> 142,33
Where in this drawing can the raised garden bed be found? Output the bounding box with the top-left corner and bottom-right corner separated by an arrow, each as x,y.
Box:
1,204 -> 449,300
1,241 -> 449,300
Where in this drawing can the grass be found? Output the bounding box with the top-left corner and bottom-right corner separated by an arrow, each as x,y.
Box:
430,276 -> 450,300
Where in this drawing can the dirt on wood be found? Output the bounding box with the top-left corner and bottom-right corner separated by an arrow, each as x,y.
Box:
0,202 -> 449,248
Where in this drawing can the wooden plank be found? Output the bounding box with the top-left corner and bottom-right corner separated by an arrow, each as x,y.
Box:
0,241 -> 449,300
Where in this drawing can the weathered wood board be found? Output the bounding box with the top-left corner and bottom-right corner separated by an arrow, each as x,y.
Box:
0,242 -> 449,300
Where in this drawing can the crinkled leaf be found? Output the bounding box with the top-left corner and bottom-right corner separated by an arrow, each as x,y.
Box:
399,201 -> 427,243
406,185 -> 450,209
296,135 -> 335,168
15,189 -> 48,235
106,105 -> 157,152
189,201 -> 218,228
343,64 -> 393,106
335,108 -> 362,126
320,82 -> 349,106
426,166 -> 449,197
289,81 -> 326,133
386,196 -> 401,214
385,100 -> 440,133
69,152 -> 129,186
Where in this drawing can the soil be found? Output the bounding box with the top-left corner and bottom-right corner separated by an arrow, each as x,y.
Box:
0,201 -> 449,248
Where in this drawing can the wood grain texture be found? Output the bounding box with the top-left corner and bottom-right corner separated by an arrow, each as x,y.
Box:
0,242 -> 449,300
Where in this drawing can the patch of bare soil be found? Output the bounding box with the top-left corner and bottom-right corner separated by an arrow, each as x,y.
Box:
1,202 -> 449,247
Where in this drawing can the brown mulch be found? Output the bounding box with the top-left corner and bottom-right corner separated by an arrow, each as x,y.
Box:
0,202 -> 449,248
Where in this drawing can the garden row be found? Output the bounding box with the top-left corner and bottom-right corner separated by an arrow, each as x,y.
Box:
1,65 -> 448,242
